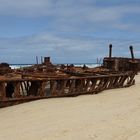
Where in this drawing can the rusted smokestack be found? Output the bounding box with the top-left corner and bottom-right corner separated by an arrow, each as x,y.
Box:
109,44 -> 112,58
129,46 -> 134,60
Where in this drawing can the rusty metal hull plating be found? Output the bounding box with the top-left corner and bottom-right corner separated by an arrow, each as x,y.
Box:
0,72 -> 135,108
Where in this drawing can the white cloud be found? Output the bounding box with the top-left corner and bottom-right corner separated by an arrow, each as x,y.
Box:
0,32 -> 140,63
0,0 -> 140,63
0,0 -> 53,17
0,0 -> 139,19
0,0 -> 140,32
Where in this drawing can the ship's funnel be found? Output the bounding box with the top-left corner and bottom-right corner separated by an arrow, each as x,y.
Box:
129,46 -> 135,60
109,44 -> 112,58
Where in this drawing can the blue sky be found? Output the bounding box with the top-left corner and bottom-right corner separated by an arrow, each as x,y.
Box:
0,0 -> 140,64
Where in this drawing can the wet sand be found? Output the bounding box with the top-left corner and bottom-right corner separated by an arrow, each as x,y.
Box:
0,74 -> 140,140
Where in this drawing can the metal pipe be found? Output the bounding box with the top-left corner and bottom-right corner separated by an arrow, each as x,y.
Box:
129,46 -> 134,60
36,56 -> 38,64
41,56 -> 43,64
109,44 -> 112,58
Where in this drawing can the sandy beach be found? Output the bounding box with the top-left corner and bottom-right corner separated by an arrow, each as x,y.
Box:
0,74 -> 140,140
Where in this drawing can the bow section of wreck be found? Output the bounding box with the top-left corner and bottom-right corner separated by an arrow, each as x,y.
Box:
0,45 -> 139,107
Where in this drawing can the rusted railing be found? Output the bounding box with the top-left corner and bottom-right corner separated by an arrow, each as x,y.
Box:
0,71 -> 135,107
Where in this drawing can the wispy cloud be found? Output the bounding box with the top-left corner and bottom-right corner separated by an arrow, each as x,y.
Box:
0,0 -> 140,34
0,32 -> 140,63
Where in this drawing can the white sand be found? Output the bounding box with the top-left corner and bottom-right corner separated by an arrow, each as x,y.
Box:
0,75 -> 140,140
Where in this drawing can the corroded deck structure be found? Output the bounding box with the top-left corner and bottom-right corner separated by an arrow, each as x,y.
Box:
0,45 -> 138,107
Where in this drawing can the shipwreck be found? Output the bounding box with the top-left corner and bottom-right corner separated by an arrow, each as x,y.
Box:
0,45 -> 139,108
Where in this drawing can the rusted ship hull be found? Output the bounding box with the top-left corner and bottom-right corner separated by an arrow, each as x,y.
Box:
0,71 -> 135,108
0,44 -> 138,108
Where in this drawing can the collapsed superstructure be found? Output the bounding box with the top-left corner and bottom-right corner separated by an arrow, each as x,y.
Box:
0,45 -> 139,107
103,45 -> 139,72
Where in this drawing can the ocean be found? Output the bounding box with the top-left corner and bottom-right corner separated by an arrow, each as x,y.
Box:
10,63 -> 101,69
